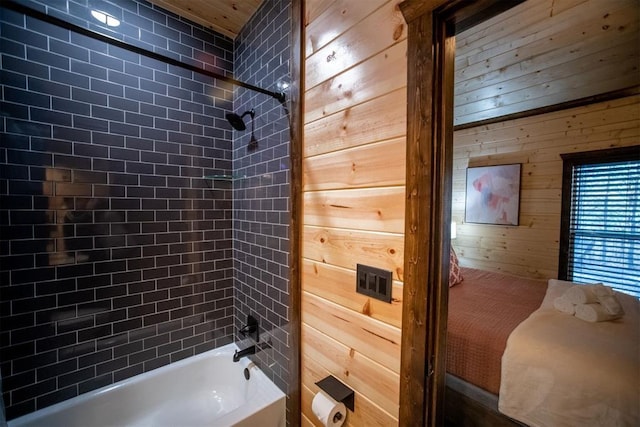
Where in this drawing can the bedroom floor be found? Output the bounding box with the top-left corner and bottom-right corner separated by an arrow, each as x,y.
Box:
444,386 -> 526,427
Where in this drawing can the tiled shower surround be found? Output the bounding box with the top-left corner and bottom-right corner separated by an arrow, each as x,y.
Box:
232,0 -> 292,399
0,0 -> 291,421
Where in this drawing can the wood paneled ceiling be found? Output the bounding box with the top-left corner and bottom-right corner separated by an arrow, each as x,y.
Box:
146,0 -> 264,39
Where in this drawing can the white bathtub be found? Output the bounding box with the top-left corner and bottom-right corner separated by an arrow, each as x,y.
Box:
9,343 -> 286,427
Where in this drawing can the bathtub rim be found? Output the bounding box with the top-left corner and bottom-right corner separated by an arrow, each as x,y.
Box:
7,342 -> 285,427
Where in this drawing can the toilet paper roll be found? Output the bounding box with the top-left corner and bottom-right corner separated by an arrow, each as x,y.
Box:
312,390 -> 346,427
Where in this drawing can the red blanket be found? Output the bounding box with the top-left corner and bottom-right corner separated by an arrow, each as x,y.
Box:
446,267 -> 546,394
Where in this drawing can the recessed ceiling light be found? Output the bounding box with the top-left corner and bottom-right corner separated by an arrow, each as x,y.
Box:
91,10 -> 120,27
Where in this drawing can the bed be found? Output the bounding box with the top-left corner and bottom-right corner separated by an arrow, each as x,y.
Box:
445,266 -> 640,427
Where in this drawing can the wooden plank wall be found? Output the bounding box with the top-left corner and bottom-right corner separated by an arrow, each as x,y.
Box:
454,0 -> 640,126
452,94 -> 640,279
302,0 -> 406,425
452,0 -> 640,279
302,0 -> 639,425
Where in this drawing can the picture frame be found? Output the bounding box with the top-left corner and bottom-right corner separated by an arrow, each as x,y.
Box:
465,163 -> 521,226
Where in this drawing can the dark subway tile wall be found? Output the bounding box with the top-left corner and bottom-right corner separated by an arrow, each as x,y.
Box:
1,0 -> 236,420
232,0 -> 292,410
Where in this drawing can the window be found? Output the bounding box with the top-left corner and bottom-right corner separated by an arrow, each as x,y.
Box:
559,146 -> 640,298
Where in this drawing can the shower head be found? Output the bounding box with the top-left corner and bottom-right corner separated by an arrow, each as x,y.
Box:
227,109 -> 259,151
226,109 -> 255,131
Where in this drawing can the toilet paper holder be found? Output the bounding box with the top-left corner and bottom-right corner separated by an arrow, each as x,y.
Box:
315,375 -> 355,412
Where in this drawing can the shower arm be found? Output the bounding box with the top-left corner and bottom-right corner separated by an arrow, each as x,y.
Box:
2,0 -> 287,106
241,110 -> 255,120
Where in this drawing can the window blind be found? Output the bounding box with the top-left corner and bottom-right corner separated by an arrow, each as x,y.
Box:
568,159 -> 640,297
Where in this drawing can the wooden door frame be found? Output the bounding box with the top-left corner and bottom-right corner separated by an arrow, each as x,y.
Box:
397,1 -> 524,425
290,0 -> 303,424
287,0 -> 306,426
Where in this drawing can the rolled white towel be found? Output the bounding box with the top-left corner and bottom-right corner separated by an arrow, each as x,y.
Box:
592,284 -> 625,316
575,303 -> 623,323
553,296 -> 576,315
563,284 -> 599,304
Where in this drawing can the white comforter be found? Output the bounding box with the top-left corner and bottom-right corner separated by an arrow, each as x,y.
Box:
499,280 -> 640,427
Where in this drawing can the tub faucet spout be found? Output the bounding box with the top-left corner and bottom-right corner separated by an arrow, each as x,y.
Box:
233,345 -> 256,362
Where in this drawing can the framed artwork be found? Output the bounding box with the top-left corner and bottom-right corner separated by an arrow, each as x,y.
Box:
465,163 -> 521,226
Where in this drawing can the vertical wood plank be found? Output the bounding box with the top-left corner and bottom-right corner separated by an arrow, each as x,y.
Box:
290,0 -> 304,425
398,5 -> 433,426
